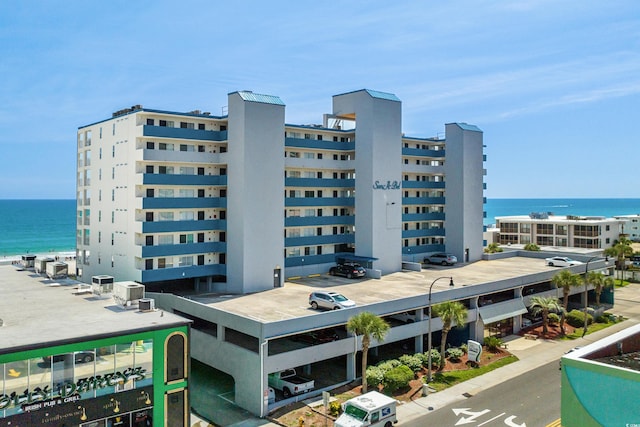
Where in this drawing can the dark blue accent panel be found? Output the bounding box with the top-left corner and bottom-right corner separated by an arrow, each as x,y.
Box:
402,212 -> 446,221
141,264 -> 226,282
401,147 -> 445,157
143,174 -> 227,186
142,197 -> 226,209
285,234 -> 354,247
285,137 -> 355,151
285,197 -> 354,207
142,219 -> 226,233
402,244 -> 445,254
402,197 -> 446,205
402,181 -> 446,189
402,229 -> 446,238
141,242 -> 224,257
143,125 -> 227,141
285,178 -> 355,188
285,216 -> 355,227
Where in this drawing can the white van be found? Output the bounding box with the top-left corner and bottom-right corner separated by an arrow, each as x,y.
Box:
334,391 -> 397,427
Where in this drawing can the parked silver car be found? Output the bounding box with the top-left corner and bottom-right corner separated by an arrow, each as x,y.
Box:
309,291 -> 356,310
425,253 -> 457,265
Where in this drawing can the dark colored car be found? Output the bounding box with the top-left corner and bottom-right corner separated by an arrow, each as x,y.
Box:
292,329 -> 340,345
43,351 -> 95,364
329,263 -> 366,279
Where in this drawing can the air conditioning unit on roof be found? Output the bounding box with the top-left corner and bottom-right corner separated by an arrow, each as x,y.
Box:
113,281 -> 145,307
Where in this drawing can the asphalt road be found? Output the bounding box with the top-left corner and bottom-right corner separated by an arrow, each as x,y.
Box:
403,360 -> 561,427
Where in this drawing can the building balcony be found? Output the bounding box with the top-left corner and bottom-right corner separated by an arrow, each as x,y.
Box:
139,241 -> 226,258
143,125 -> 227,141
285,215 -> 355,227
136,219 -> 226,233
284,253 -> 341,268
140,148 -> 225,164
402,228 -> 445,239
285,137 -> 355,151
402,197 -> 446,205
284,234 -> 354,247
141,173 -> 227,186
402,243 -> 445,254
141,197 -> 226,209
402,164 -> 445,174
401,181 -> 446,189
141,264 -> 226,282
285,178 -> 355,188
285,197 -> 354,207
401,147 -> 445,157
402,212 -> 446,221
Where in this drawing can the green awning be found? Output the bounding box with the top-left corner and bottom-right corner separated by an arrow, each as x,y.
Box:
478,299 -> 528,325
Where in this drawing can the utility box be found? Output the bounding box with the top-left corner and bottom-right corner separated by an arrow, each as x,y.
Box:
92,275 -> 114,294
35,257 -> 54,275
46,262 -> 68,279
139,298 -> 155,312
113,281 -> 145,306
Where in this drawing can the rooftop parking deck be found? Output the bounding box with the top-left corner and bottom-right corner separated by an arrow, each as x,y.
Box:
186,256 -> 578,323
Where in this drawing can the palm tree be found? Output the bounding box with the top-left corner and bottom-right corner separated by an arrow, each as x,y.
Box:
585,271 -> 604,308
598,276 -> 615,306
529,296 -> 561,335
552,270 -> 583,335
433,301 -> 467,368
346,311 -> 390,393
604,238 -> 633,281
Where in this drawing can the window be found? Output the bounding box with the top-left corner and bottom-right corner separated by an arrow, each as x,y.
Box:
158,235 -> 174,245
198,189 -> 205,198
146,189 -> 154,198
179,211 -> 194,220
146,165 -> 154,173
146,236 -> 154,246
179,234 -> 194,244
197,233 -> 204,242
198,123 -> 205,130
159,120 -> 167,127
197,167 -> 205,175
145,259 -> 153,270
179,256 -> 193,266
198,255 -> 205,265
158,189 -> 174,198
180,166 -> 194,175
179,189 -> 195,198
197,211 -> 205,220
159,212 -> 174,221
147,141 -> 154,149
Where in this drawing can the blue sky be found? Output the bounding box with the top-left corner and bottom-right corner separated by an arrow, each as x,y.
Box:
0,1 -> 638,199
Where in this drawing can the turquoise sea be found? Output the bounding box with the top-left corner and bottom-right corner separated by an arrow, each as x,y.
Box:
1,198 -> 640,258
0,199 -> 76,258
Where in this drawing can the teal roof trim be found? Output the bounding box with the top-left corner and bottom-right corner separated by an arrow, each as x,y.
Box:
334,89 -> 401,102
365,89 -> 401,102
453,122 -> 482,132
234,91 -> 285,106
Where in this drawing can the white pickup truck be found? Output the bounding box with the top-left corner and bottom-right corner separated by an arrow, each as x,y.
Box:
268,368 -> 315,398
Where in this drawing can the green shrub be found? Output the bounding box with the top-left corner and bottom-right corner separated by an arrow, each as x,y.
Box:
566,309 -> 593,328
459,343 -> 468,354
421,349 -> 441,368
523,243 -> 540,251
329,401 -> 342,416
484,243 -> 503,253
596,312 -> 616,324
483,336 -> 503,351
365,366 -> 385,389
376,359 -> 401,372
383,365 -> 413,393
446,347 -> 464,362
548,313 -> 560,325
398,354 -> 423,373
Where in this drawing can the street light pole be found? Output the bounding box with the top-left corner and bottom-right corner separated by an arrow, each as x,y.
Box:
427,276 -> 454,383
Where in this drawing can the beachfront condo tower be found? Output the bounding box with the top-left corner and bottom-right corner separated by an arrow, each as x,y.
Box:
76,89 -> 485,293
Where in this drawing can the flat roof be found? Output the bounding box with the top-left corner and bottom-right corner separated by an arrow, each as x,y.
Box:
0,265 -> 189,354
184,256 -> 568,322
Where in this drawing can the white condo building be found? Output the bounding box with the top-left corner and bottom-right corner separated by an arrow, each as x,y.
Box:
76,89 -> 485,292
495,213 -> 622,249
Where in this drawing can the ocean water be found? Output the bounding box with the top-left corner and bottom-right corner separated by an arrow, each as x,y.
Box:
1,198 -> 639,258
0,199 -> 76,258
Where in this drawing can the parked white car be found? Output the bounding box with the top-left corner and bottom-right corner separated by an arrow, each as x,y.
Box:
545,256 -> 583,267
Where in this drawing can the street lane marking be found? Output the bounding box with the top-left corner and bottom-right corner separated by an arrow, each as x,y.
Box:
478,412 -> 505,426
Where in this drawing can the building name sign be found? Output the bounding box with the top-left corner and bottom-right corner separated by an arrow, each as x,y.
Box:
0,366 -> 147,410
372,180 -> 401,190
